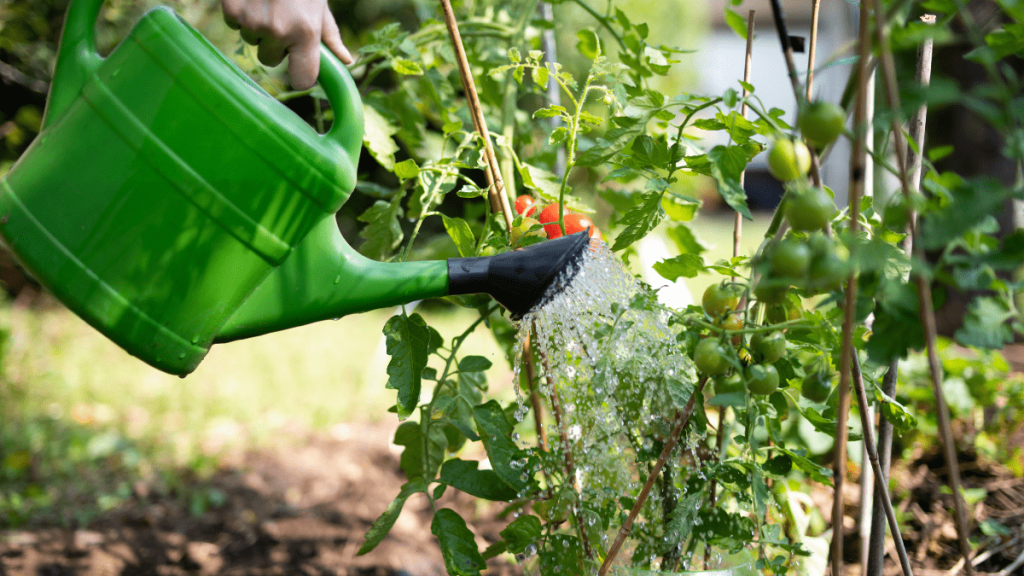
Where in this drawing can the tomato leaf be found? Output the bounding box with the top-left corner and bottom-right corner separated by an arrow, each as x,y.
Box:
707,145 -> 753,220
473,401 -> 532,493
384,313 -> 432,420
358,197 -> 404,260
499,514 -> 543,554
439,459 -> 519,501
358,479 -> 427,555
955,296 -> 1015,349
362,102 -> 400,170
441,215 -> 477,258
393,159 -> 420,181
576,29 -> 601,59
431,509 -> 486,576
611,191 -> 666,251
459,356 -> 493,372
653,254 -> 705,280
774,446 -> 834,485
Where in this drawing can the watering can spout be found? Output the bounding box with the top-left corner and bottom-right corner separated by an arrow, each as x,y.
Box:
215,223 -> 593,342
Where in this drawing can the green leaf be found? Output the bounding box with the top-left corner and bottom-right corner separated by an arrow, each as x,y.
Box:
441,215 -> 477,258
762,455 -> 793,477
775,446 -> 833,485
666,223 -> 708,255
358,197 -> 404,260
532,65 -> 549,89
724,8 -> 748,39
662,195 -> 700,222
431,509 -> 486,576
533,105 -> 567,119
611,191 -> 666,251
955,296 -> 1014,349
439,459 -> 519,501
392,58 -> 423,75
866,281 -> 925,364
473,401 -> 531,492
920,176 -> 1019,250
576,29 -> 601,59
410,169 -> 457,220
692,508 -> 756,552
653,254 -> 705,281
874,389 -> 918,434
500,515 -> 543,554
394,159 -> 420,181
363,102 -> 400,170
384,314 -> 432,420
432,395 -> 457,420
708,145 -> 753,220
459,356 -> 493,372
358,479 -> 427,555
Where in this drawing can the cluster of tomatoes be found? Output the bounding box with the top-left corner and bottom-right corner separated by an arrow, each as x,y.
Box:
689,101 -> 848,403
512,195 -> 602,243
694,283 -> 832,403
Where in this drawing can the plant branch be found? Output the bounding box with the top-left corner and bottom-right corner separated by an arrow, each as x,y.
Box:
833,1 -> 873,572
851,354 -> 915,576
598,376 -> 710,576
439,0 -> 515,231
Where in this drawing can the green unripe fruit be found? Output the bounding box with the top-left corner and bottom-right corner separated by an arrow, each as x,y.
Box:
801,371 -> 833,403
770,238 -> 812,279
745,364 -> 780,396
694,338 -> 731,376
768,138 -> 812,182
798,101 -> 846,148
750,331 -> 787,363
784,187 -> 835,231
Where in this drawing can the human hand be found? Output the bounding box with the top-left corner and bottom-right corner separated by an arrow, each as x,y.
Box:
221,0 -> 354,90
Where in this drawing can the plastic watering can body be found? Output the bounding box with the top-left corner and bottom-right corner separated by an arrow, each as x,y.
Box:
0,0 -> 448,375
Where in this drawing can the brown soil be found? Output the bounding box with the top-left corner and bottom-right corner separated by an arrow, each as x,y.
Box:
0,423 -> 518,576
3,422 -> 1023,575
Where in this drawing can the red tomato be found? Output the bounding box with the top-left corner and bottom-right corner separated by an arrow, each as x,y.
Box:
564,213 -> 596,237
514,195 -> 538,217
538,203 -> 564,239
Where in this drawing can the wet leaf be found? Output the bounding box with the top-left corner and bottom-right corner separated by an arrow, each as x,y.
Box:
431,509 -> 486,576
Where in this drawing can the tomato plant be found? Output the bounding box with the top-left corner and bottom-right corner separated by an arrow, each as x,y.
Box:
255,0 -> 1024,573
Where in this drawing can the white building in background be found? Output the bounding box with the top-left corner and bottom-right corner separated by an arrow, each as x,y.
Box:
697,0 -> 859,207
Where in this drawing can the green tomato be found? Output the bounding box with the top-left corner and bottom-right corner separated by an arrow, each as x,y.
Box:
766,292 -> 803,325
785,187 -> 835,232
753,280 -> 787,305
809,242 -> 850,292
768,138 -> 811,182
715,373 -> 745,395
801,371 -> 833,403
745,364 -> 780,396
798,101 -> 846,148
694,338 -> 731,376
750,331 -> 787,364
702,283 -> 742,319
770,238 -> 812,279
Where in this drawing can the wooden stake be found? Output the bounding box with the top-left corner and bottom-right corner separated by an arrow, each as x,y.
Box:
806,0 -> 822,101
439,0 -> 515,231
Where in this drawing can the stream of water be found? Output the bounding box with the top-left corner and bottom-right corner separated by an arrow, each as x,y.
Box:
511,240 -> 723,573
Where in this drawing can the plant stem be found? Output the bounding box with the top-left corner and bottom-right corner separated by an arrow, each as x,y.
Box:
851,354 -> 915,576
439,0 -> 515,230
867,16 -> 934,576
832,1 -> 873,572
766,0 -> 823,188
598,376 -> 709,576
806,0 -> 822,101
522,335 -> 548,452
863,0 -> 974,567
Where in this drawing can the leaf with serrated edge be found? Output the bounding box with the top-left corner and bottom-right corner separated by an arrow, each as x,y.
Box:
358,479 -> 427,555
384,314 -> 432,419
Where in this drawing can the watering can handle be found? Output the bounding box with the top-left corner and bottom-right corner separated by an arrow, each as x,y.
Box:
44,0 -> 365,157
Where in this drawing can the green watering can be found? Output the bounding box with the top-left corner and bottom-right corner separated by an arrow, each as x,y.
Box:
0,0 -> 590,376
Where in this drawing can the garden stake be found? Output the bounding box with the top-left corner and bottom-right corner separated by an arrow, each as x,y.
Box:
859,68 -> 876,576
868,16 -> 934,576
439,0 -> 515,230
767,0 -> 823,188
806,0 -> 821,100
851,354 -> 915,576
861,0 -> 975,568
832,1 -> 873,573
598,376 -> 710,576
